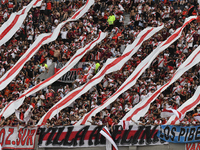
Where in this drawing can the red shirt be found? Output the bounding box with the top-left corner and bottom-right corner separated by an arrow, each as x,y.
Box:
193,33 -> 200,42
46,2 -> 51,10
107,117 -> 113,126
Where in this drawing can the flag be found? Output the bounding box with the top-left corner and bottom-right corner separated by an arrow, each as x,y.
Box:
118,4 -> 124,11
15,105 -> 33,124
119,120 -> 130,130
188,6 -> 194,16
36,25 -> 164,126
100,126 -> 118,150
23,105 -> 33,124
166,108 -> 184,121
0,31 -> 106,119
15,109 -> 24,122
160,108 -> 174,118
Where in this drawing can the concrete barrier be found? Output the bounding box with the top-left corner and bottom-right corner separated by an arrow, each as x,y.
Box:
34,134 -> 185,150
35,144 -> 185,150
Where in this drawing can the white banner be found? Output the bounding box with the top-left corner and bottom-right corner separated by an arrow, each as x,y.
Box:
0,0 -> 42,47
0,126 -> 37,149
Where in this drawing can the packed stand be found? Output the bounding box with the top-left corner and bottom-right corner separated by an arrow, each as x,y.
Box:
0,0 -> 200,127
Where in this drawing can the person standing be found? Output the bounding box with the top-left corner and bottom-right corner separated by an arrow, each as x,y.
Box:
107,12 -> 115,32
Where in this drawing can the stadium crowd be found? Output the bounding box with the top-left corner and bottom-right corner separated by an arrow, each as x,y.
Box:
0,0 -> 200,128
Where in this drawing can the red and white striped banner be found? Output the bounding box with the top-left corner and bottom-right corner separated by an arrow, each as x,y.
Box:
167,86 -> 200,125
76,16 -> 197,125
0,31 -> 105,119
0,0 -> 94,91
0,0 -> 42,47
37,25 -> 164,125
100,126 -> 118,150
122,42 -> 200,123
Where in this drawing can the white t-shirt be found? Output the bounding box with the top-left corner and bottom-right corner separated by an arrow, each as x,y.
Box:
0,68 -> 5,76
61,30 -> 68,39
40,2 -> 46,10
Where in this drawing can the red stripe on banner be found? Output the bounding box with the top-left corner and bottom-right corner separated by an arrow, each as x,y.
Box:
171,95 -> 200,125
123,121 -> 125,130
0,31 -> 102,117
40,28 -> 154,125
33,0 -> 41,5
0,8 -> 26,40
135,28 -> 154,47
71,0 -> 89,19
126,84 -> 169,121
56,33 -> 101,75
177,111 -> 182,118
55,68 -> 82,74
80,63 -> 148,125
113,145 -> 116,150
160,18 -> 196,48
185,51 -> 200,67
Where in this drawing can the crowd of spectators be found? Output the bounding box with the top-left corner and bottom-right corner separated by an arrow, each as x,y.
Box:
1,0 -> 200,128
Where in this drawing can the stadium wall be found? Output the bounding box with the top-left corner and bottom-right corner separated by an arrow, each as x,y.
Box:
34,135 -> 185,150
37,63 -> 56,80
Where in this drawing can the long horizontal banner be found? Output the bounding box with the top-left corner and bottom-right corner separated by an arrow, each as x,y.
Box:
158,125 -> 200,143
0,126 -> 37,149
38,125 -> 167,148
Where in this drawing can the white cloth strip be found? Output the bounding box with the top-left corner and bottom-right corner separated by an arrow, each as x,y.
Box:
100,126 -> 118,150
166,108 -> 184,121
0,0 -> 42,47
